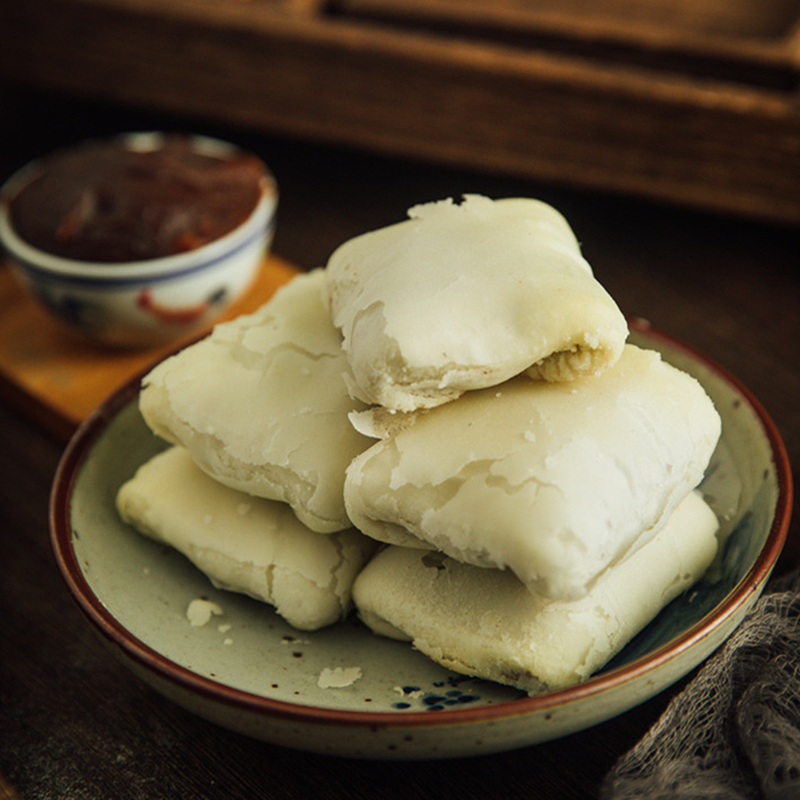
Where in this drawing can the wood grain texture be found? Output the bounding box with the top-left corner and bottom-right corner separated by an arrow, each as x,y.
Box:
339,0 -> 800,77
0,0 -> 798,224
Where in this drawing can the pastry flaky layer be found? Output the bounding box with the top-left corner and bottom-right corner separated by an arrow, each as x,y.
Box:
344,344 -> 722,601
324,195 -> 629,412
352,491 -> 719,694
139,269 -> 372,534
116,446 -> 377,631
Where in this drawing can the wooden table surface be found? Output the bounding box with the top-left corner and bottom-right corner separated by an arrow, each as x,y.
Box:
0,85 -> 797,800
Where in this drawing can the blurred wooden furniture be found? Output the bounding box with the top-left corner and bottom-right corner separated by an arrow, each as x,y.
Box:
1,0 -> 799,224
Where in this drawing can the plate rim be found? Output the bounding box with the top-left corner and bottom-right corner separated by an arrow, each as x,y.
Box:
48,317 -> 794,732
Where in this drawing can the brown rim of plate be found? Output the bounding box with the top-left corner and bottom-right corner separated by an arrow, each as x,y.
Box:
48,317 -> 793,731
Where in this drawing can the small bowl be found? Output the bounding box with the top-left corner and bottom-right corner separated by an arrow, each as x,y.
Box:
0,133 -> 278,348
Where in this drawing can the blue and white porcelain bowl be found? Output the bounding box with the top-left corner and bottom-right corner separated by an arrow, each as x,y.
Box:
0,133 -> 278,348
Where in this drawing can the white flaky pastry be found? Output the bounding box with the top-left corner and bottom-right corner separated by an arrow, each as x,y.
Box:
324,195 -> 629,411
139,269 -> 372,533
352,491 -> 719,693
117,446 -> 377,631
344,345 -> 721,601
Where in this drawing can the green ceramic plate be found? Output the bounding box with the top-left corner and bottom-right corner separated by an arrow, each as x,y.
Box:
50,318 -> 792,759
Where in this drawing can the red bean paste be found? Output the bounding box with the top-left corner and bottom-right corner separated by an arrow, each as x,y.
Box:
9,135 -> 266,262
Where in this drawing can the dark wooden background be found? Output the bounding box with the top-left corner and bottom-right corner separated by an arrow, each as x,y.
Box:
0,71 -> 798,799
2,0 -> 800,224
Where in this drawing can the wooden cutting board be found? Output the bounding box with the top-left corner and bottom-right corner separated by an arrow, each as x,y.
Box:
0,254 -> 300,441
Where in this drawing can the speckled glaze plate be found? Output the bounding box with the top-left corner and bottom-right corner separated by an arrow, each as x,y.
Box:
50,319 -> 792,759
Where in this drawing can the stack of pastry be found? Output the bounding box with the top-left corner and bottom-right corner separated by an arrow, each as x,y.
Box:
116,268 -> 378,631
117,195 -> 722,693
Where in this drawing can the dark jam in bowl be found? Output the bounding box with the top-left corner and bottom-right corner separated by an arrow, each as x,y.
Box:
8,135 -> 268,263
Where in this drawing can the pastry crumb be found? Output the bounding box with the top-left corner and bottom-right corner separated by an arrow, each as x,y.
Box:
186,598 -> 224,627
317,666 -> 362,688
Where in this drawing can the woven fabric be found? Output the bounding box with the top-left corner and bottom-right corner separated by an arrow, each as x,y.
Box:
602,569 -> 800,800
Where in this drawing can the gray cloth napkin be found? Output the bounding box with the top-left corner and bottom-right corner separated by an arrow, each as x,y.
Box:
602,567 -> 800,800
